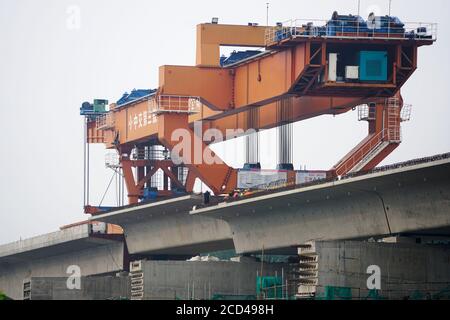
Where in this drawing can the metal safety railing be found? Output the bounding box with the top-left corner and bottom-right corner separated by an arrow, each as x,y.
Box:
105,153 -> 120,168
265,19 -> 437,45
357,104 -> 376,121
96,112 -> 115,130
131,147 -> 170,161
335,129 -> 387,177
401,104 -> 413,122
148,95 -> 201,115
359,99 -> 412,123
336,128 -> 401,176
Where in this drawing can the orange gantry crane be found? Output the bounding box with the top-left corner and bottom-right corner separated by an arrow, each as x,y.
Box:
81,13 -> 436,211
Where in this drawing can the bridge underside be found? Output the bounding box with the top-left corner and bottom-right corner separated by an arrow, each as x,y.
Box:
93,195 -> 233,256
193,159 -> 450,254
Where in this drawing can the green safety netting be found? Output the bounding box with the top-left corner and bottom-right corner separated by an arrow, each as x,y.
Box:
256,276 -> 283,300
0,291 -> 12,300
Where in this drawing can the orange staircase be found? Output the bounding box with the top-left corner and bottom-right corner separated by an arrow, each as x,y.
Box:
333,98 -> 405,177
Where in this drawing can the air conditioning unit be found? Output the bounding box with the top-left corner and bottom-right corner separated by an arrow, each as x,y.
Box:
345,66 -> 359,80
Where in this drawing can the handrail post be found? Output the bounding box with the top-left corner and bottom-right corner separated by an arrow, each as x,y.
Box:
388,19 -> 391,39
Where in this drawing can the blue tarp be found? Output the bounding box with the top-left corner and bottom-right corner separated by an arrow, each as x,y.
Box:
116,89 -> 157,106
326,14 -> 369,36
220,50 -> 263,67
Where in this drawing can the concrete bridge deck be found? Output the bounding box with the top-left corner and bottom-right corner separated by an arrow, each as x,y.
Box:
0,224 -> 124,265
192,156 -> 450,254
0,224 -> 127,300
92,195 -> 233,256
89,154 -> 450,256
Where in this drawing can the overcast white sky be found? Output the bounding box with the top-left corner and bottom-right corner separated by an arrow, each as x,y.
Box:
0,0 -> 449,244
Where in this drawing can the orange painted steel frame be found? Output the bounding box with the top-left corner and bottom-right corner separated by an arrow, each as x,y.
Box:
196,23 -> 268,67
86,23 -> 430,205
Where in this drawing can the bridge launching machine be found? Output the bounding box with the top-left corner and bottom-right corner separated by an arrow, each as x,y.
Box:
80,12 -> 436,213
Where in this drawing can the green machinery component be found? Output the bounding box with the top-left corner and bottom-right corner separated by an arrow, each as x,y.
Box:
93,99 -> 109,113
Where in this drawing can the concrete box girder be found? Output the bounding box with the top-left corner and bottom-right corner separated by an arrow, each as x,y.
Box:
192,159 -> 450,254
0,225 -> 123,265
92,195 -> 233,256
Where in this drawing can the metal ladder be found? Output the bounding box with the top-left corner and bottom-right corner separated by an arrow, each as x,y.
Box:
23,279 -> 31,300
347,98 -> 404,174
130,261 -> 144,300
386,98 -> 402,143
296,242 -> 319,299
